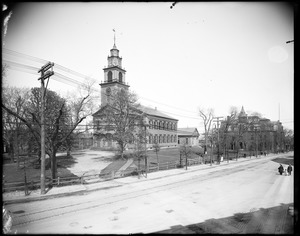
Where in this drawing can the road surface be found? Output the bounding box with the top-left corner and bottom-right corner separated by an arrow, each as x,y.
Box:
6,153 -> 294,234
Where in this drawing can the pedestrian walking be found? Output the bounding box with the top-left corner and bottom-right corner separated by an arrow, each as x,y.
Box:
287,164 -> 293,176
278,164 -> 284,175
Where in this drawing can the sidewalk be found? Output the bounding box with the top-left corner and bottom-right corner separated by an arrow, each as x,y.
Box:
2,152 -> 291,204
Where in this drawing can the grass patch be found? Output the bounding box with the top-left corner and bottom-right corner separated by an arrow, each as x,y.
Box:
3,154 -> 79,184
272,156 -> 294,166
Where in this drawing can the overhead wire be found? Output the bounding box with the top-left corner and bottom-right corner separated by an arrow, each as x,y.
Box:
3,49 -> 293,126
3,49 -> 201,115
3,59 -> 202,121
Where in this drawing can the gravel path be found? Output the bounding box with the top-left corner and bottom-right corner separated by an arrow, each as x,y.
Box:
64,150 -> 115,176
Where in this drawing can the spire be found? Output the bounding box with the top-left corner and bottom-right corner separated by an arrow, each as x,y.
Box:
113,29 -> 117,49
239,106 -> 247,117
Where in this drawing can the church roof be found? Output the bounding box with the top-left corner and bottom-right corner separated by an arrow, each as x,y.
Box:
177,127 -> 199,137
139,105 -> 178,121
92,104 -> 178,121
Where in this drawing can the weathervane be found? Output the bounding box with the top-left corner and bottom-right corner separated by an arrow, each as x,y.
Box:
113,29 -> 116,46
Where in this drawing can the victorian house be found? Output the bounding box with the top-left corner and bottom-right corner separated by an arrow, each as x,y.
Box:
92,39 -> 178,150
220,106 -> 284,154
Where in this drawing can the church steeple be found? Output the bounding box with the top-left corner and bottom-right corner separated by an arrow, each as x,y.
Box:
100,32 -> 129,106
239,106 -> 247,117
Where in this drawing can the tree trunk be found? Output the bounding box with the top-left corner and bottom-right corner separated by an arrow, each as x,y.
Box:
67,147 -> 71,157
236,140 -> 239,161
50,150 -> 58,180
15,138 -> 20,168
9,143 -> 14,163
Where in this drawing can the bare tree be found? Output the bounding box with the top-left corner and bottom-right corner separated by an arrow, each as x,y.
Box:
98,89 -> 144,159
219,113 -> 235,163
2,87 -> 91,180
180,143 -> 192,170
2,86 -> 30,166
199,108 -> 214,154
152,141 -> 160,166
133,124 -> 148,176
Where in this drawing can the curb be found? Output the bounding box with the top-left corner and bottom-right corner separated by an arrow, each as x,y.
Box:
3,153 -> 291,204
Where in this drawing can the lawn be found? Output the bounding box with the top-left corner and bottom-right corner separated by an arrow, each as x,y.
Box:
3,154 -> 79,184
131,146 -> 207,169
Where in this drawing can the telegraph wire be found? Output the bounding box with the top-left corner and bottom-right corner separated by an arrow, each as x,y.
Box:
139,96 -> 200,115
3,49 -> 201,116
3,48 -> 48,64
4,61 -> 293,125
3,50 -> 294,126
4,61 -> 202,120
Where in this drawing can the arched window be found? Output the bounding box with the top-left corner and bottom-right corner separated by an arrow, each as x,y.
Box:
108,71 -> 112,82
119,72 -> 123,83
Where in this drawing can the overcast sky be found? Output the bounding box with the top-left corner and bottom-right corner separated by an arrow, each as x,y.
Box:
3,2 -> 294,132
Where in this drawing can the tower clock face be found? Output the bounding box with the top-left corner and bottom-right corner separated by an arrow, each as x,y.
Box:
112,58 -> 118,66
106,87 -> 111,95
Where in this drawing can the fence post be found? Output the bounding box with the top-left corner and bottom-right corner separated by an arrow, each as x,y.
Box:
58,177 -> 60,186
31,180 -> 34,190
111,171 -> 115,179
81,176 -> 84,184
157,163 -> 159,171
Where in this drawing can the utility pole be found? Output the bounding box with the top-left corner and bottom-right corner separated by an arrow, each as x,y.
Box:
38,62 -> 54,194
213,116 -> 223,163
254,126 -> 259,158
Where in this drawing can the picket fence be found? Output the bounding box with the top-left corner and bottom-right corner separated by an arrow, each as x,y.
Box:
2,158 -> 204,193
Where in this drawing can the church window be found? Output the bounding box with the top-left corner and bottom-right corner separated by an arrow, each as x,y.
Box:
119,72 -> 123,83
108,71 -> 112,82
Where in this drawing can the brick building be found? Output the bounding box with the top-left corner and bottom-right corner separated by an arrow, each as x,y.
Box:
220,106 -> 284,154
92,39 -> 178,150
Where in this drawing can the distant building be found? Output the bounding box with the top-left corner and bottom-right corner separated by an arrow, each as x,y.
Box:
73,130 -> 93,150
92,38 -> 178,150
177,127 -> 200,146
220,106 -> 284,154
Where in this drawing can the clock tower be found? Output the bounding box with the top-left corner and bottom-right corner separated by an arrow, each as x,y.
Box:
100,33 -> 129,106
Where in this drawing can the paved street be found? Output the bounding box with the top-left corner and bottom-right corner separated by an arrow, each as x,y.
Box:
6,152 -> 294,234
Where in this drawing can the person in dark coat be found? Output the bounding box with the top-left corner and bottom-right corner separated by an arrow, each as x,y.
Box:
278,164 -> 284,175
287,164 -> 293,176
